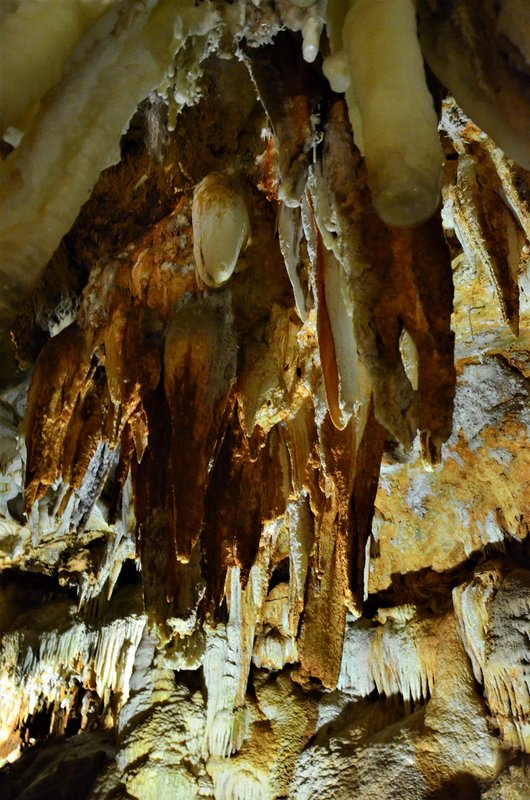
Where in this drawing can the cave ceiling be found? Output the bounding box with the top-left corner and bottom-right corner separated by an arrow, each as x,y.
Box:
0,1 -> 529,799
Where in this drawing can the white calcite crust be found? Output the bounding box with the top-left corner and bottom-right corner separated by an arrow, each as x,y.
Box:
342,0 -> 442,226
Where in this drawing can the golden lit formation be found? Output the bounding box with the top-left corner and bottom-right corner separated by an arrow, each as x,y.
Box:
0,2 -> 529,798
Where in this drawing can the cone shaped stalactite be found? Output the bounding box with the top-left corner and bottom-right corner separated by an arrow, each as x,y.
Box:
2,3 -> 530,797
313,97 -> 456,457
20,23 -> 528,699
163,295 -> 237,567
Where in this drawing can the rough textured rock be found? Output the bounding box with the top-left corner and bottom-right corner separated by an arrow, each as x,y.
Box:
0,2 -> 529,799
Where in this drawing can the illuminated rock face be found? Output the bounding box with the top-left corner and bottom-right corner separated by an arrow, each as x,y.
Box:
0,2 -> 529,799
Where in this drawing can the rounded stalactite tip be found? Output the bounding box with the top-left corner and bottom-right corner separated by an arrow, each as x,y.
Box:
192,171 -> 250,288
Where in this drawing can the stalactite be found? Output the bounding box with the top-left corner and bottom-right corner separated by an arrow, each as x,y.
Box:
1,2 -> 529,797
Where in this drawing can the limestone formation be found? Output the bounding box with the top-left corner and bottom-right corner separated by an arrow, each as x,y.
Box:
0,2 -> 529,799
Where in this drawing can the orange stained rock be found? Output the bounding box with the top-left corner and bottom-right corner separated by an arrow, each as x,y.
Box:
163,296 -> 237,571
25,324 -> 94,507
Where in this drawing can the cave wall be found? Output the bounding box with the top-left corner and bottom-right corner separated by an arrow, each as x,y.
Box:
0,2 -> 529,798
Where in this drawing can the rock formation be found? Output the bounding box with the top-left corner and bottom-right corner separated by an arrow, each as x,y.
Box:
0,2 -> 529,798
